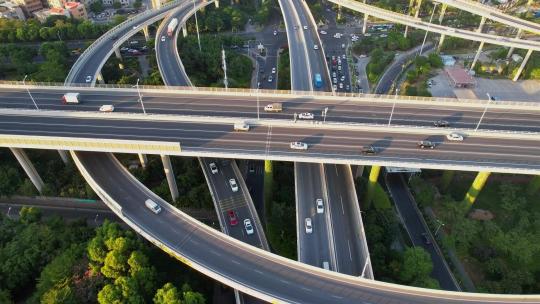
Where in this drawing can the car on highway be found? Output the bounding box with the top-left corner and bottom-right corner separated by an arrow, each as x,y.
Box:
361,145 -> 377,155
244,219 -> 254,235
209,162 -> 218,174
339,83 -> 343,89
161,36 -> 166,42
290,142 -> 308,150
320,30 -> 327,35
132,24 -> 139,29
316,199 -> 324,214
299,112 -> 314,120
421,233 -> 431,245
227,210 -> 238,226
417,140 -> 435,149
272,67 -> 276,74
229,178 -> 238,192
85,75 -> 92,83
99,105 -> 114,112
446,133 -> 464,141
268,76 -> 273,82
340,75 -> 345,82
332,84 -> 337,91
145,199 -> 162,214
303,25 -> 308,30
233,122 -> 250,131
273,30 -> 277,36
333,77 -> 337,84
313,44 -> 319,50
305,218 -> 313,234
433,120 -> 449,127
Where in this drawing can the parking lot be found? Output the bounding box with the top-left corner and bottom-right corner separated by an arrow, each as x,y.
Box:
428,72 -> 540,102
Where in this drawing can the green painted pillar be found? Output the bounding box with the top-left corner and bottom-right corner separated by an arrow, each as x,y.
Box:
526,175 -> 540,196
365,166 -> 381,205
463,171 -> 491,205
263,160 -> 273,219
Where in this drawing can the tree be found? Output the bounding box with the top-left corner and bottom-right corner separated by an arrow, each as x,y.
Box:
154,283 -> 183,304
113,1 -> 121,9
19,206 -> 42,224
40,279 -> 77,304
133,0 -> 142,9
89,1 -> 104,13
400,247 -> 435,287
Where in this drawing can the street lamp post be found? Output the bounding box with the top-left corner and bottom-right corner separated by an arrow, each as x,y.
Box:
323,107 -> 328,123
434,219 -> 445,236
134,78 -> 146,114
6,207 -> 12,218
23,75 -> 39,110
94,213 -> 99,225
475,93 -> 492,131
388,88 -> 399,127
257,82 -> 260,120
419,3 -> 439,56
360,255 -> 371,278
193,0 -> 201,52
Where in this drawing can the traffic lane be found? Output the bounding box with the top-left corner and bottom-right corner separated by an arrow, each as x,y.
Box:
0,203 -> 119,225
3,89 -> 540,132
2,116 -> 540,166
324,164 -> 363,276
77,152 -> 530,304
386,173 -> 459,291
296,163 -> 331,266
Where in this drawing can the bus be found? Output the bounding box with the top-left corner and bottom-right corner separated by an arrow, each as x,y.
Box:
314,73 -> 322,88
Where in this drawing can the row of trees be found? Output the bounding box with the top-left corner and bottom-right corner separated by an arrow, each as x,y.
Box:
0,16 -> 113,43
410,171 -> 540,293
403,53 -> 443,97
0,209 -> 210,303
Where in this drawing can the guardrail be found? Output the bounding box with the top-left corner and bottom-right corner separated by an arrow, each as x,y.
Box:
3,81 -> 540,109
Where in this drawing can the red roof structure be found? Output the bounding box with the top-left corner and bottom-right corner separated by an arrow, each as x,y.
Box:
445,67 -> 476,88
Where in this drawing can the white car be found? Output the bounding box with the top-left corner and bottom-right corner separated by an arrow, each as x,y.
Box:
305,218 -> 313,234
320,30 -> 327,35
229,178 -> 238,192
244,219 -> 254,235
313,44 -> 319,50
271,67 -> 276,74
99,105 -> 114,112
332,84 -> 337,91
273,30 -> 277,36
85,75 -> 92,83
446,133 -> 464,141
303,25 -> 308,30
332,77 -> 337,84
364,33 -> 371,37
268,76 -> 273,82
132,25 -> 139,29
316,199 -> 324,214
161,36 -> 166,42
339,83 -> 343,89
299,112 -> 314,120
290,142 -> 308,150
209,162 -> 218,174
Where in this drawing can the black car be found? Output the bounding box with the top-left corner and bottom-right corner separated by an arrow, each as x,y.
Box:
433,120 -> 449,127
418,140 -> 435,149
111,35 -> 119,40
361,145 -> 377,155
421,233 -> 431,245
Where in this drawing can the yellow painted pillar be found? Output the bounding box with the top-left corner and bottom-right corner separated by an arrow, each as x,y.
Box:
365,165 -> 381,204
463,171 -> 491,205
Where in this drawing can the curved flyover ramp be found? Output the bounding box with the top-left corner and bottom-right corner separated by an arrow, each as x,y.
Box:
70,151 -> 540,304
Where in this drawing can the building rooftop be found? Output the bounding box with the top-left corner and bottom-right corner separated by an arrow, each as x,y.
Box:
445,67 -> 475,86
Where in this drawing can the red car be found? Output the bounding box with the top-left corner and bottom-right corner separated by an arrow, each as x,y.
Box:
227,210 -> 238,226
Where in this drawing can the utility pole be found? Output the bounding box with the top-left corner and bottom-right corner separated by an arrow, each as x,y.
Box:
222,47 -> 228,89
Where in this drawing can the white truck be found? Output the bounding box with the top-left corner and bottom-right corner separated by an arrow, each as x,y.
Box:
167,18 -> 178,37
62,93 -> 80,104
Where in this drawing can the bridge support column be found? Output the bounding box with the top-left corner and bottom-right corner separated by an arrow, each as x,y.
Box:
437,33 -> 446,52
161,155 -> 179,201
138,153 -> 148,169
114,48 -> 122,60
506,29 -> 523,59
354,165 -> 364,178
413,0 -> 422,18
403,0 -> 416,38
10,148 -> 44,194
182,25 -> 188,38
438,3 -> 447,24
58,150 -> 69,164
263,160 -> 273,207
96,72 -> 105,84
463,171 -> 490,205
513,49 -> 533,82
469,41 -> 485,71
142,25 -> 150,41
365,166 -> 381,204
214,0 -> 219,8
476,16 -> 486,33
151,0 -> 160,9
362,14 -> 369,34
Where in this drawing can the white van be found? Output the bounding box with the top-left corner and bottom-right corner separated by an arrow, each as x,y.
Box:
322,261 -> 330,270
145,199 -> 162,214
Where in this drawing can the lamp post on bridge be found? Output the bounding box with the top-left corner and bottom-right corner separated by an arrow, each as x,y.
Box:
434,219 -> 445,236
133,78 -> 146,114
388,88 -> 399,127
419,3 -> 440,57
475,93 -> 492,131
23,75 -> 39,110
